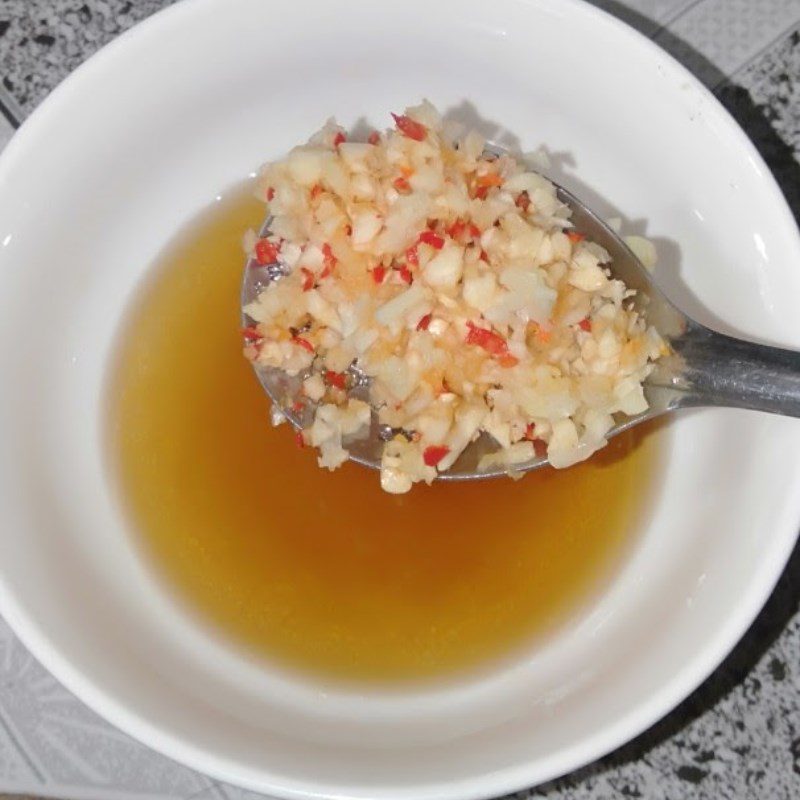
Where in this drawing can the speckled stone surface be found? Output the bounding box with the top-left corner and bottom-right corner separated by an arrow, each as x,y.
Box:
737,29 -> 800,155
0,2 -> 799,799
0,0 -> 177,116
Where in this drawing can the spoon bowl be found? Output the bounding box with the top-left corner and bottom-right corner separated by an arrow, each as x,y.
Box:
242,179 -> 800,480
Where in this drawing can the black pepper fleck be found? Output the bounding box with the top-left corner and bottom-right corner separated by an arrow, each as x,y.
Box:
769,657 -> 787,681
676,765 -> 708,784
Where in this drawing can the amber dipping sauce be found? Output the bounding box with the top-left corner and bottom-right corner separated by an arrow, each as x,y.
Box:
107,186 -> 663,683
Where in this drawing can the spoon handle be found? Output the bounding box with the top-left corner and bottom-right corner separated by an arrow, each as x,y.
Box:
673,324 -> 800,417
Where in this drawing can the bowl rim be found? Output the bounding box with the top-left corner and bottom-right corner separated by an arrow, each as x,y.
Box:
0,0 -> 798,798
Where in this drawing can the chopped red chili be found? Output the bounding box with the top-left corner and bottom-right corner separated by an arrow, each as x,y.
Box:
292,336 -> 314,353
578,318 -> 592,332
423,445 -> 450,467
372,265 -> 387,284
325,370 -> 347,390
446,219 -> 466,239
391,113 -> 427,141
418,230 -> 444,249
446,219 -> 480,242
476,172 -> 503,188
465,321 -> 512,359
524,424 -> 547,456
254,238 -> 279,265
416,313 -> 433,331
322,243 -> 337,276
241,325 -> 262,342
322,242 -> 335,262
300,267 -> 315,292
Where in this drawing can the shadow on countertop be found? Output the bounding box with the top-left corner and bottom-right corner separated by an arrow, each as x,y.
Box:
516,3 -> 800,797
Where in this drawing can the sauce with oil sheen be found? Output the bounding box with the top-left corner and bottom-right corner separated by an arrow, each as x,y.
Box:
107,187 -> 662,683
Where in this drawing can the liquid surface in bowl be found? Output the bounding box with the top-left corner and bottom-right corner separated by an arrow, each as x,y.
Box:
107,185 -> 663,683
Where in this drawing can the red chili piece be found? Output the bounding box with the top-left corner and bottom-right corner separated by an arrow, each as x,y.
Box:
393,176 -> 411,193
416,313 -> 432,331
418,230 -> 444,250
325,370 -> 347,390
320,243 -> 337,278
442,220 -> 481,242
567,231 -> 585,243
372,265 -> 387,284
515,191 -> 530,212
241,325 -> 262,342
405,245 -> 419,267
477,173 -> 503,188
368,131 -> 381,145
266,187 -> 275,201
255,238 -> 279,265
294,431 -> 305,449
446,219 -> 465,239
300,267 -> 315,292
391,113 -> 428,141
423,445 -> 450,467
292,336 -> 314,353
465,321 -> 512,358
332,131 -> 346,147
523,424 -> 547,455
578,318 -> 592,332
398,265 -> 413,284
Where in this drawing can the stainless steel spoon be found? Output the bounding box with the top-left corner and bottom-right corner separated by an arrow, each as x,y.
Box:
242,181 -> 800,480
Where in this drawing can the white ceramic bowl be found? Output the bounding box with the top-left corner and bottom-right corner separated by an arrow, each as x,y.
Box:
0,0 -> 799,798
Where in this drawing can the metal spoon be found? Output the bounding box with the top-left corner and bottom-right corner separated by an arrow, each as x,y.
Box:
242,181 -> 800,480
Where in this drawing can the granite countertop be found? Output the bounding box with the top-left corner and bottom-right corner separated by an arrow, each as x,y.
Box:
0,2 -> 799,799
